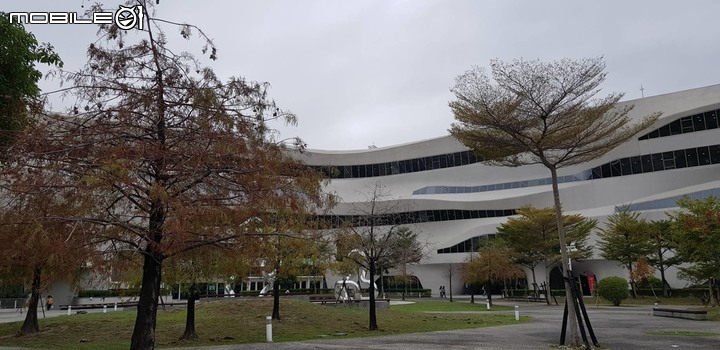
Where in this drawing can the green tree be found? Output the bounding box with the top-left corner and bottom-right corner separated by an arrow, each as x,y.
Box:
597,209 -> 653,298
0,12 -> 62,151
645,219 -> 681,297
387,227 -> 424,301
496,205 -> 595,304
671,195 -> 720,307
5,2 -> 330,349
449,57 -> 659,346
464,243 -> 525,307
596,276 -> 629,306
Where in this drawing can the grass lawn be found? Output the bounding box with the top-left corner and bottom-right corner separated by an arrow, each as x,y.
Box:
0,298 -> 527,349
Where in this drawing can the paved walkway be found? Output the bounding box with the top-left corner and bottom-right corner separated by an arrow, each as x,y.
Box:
2,300 -> 718,349
167,301 -> 720,350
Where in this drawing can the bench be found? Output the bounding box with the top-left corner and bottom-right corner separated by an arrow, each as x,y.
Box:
504,296 -> 546,303
652,307 -> 707,320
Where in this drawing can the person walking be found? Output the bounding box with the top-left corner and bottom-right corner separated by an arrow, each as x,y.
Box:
46,295 -> 54,310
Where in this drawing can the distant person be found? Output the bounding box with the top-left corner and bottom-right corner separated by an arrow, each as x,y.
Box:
46,295 -> 54,310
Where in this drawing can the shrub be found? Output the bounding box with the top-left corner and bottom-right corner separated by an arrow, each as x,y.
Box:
597,277 -> 629,306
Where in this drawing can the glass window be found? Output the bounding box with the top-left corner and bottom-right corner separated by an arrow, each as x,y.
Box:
390,162 -> 399,174
468,152 -> 478,163
681,117 -> 693,133
669,120 -> 682,135
351,165 -> 360,178
372,164 -> 380,177
706,110 -> 719,130
470,210 -> 479,219
478,211 -> 487,218
693,114 -> 706,131
439,155 -> 447,168
710,145 -> 720,164
358,165 -> 366,177
651,153 -> 664,171
431,156 -> 440,169
658,124 -> 671,137
620,158 -> 632,175
685,148 -> 699,167
662,151 -> 675,169
641,155 -> 653,173
591,166 -> 602,179
698,146 -> 711,165
639,134 -> 648,140
601,163 -> 612,177
630,156 -> 642,174
648,130 -> 660,139
610,160 -> 622,177
674,149 -> 687,168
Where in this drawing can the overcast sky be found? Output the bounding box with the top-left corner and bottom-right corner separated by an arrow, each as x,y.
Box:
7,0 -> 720,150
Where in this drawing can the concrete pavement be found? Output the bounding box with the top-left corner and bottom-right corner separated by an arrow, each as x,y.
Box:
2,299 -> 719,349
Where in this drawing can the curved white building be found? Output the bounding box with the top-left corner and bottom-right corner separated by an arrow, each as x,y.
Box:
300,84 -> 720,296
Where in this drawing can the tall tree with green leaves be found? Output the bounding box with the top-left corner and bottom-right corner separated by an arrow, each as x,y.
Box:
387,227 -> 424,301
645,219 -> 681,297
671,195 -> 720,307
597,209 -> 653,298
496,205 -> 595,304
449,57 -> 658,346
0,12 -> 61,151
5,2 -> 330,349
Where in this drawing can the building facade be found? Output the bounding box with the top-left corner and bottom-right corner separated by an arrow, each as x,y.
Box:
299,84 -> 720,296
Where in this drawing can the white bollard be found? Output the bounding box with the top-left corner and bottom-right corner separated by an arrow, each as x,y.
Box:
103,305 -> 107,314
265,316 -> 273,342
14,300 -> 17,309
67,305 -> 71,316
114,302 -> 118,311
486,298 -> 490,310
515,305 -> 520,321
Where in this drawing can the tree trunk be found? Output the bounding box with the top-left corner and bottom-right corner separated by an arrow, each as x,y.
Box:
550,166 -> 580,346
544,263 -> 552,305
378,267 -> 385,299
401,263 -> 407,301
130,251 -> 163,350
272,276 -> 281,320
627,264 -> 638,299
180,284 -> 199,340
368,259 -> 378,330
19,266 -> 42,335
710,278 -> 719,307
658,250 -> 669,297
368,257 -> 378,331
530,266 -> 538,297
448,268 -> 453,302
487,279 -> 493,307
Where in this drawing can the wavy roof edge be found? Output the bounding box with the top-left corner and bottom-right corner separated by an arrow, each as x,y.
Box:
305,83 -> 720,156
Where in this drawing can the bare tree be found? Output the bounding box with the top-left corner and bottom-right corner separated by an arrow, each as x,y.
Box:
450,57 -> 659,346
5,1 -> 329,348
338,181 -> 412,330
